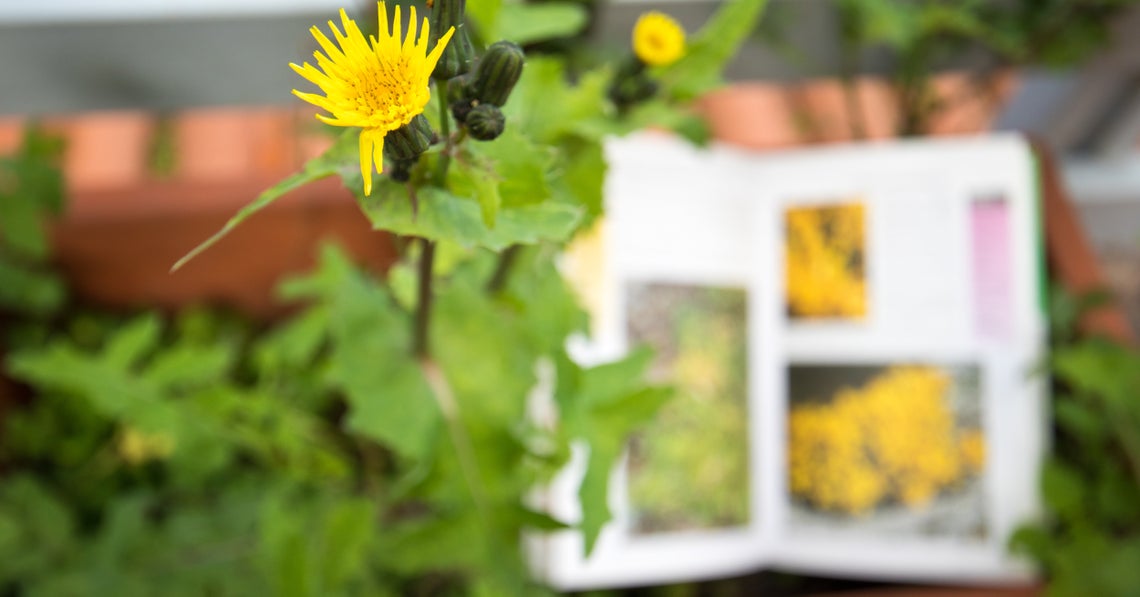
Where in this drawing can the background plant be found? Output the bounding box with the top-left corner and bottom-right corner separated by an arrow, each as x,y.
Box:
1010,289 -> 1140,597
755,0 -> 1140,138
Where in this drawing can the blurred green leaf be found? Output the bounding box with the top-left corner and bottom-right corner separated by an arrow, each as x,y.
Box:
358,182 -> 580,251
1042,459 -> 1085,520
0,260 -> 64,316
499,2 -> 588,45
660,0 -> 769,100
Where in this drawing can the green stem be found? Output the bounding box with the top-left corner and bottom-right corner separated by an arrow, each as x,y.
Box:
412,238 -> 435,358
486,244 -> 521,295
410,80 -> 455,359
434,81 -> 453,186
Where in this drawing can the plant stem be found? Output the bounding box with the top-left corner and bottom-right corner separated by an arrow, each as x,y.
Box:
410,80 -> 454,358
486,244 -> 521,294
412,238 -> 435,357
434,81 -> 453,186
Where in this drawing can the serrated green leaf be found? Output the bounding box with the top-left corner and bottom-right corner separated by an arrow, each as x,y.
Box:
555,349 -> 670,555
578,386 -> 672,554
172,131 -> 357,271
293,245 -> 442,460
359,182 -> 580,251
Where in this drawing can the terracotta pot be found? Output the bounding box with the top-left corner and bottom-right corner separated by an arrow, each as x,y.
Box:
17,107 -> 397,320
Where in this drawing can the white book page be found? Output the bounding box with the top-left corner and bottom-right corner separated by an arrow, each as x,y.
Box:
752,136 -> 1045,582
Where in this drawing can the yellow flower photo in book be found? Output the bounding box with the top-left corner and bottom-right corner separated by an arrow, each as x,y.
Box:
785,202 -> 867,319
788,364 -> 986,538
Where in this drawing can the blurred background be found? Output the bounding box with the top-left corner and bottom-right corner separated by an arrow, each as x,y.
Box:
2,1 -> 1140,595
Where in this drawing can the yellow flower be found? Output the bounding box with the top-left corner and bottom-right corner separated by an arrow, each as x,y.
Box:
632,12 -> 686,67
290,3 -> 454,195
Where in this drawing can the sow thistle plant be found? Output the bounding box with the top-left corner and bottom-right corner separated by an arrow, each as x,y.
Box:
160,0 -> 766,591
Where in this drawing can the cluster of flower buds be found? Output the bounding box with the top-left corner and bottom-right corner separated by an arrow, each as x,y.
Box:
608,12 -> 686,112
385,0 -> 525,179
449,41 -> 525,140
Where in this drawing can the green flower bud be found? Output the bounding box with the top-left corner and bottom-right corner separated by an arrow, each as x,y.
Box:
468,41 -> 525,107
384,114 -> 434,161
607,71 -> 658,111
430,0 -> 475,79
466,104 -> 505,141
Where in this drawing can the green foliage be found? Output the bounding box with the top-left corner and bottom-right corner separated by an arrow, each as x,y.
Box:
0,126 -> 66,316
1010,287 -> 1140,597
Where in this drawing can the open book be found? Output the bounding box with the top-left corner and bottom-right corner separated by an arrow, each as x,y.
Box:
535,133 -> 1047,589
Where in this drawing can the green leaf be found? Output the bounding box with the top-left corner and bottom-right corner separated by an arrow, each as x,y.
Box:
551,139 -> 606,222
467,0 -> 505,41
1054,398 -> 1107,448
380,513 -> 484,575
144,343 -> 235,391
291,245 -> 442,460
0,191 -> 49,259
660,0 -> 769,100
449,147 -> 502,228
503,58 -> 611,144
498,2 -> 588,44
1054,341 -> 1140,405
259,493 -> 314,597
253,306 -> 330,376
464,129 -> 555,208
555,349 -> 671,555
1042,459 -> 1085,520
359,182 -> 580,251
172,131 -> 357,271
0,259 -> 64,316
103,313 -> 162,369
317,499 -> 376,590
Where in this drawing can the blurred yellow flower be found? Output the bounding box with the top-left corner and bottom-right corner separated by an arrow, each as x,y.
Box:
290,3 -> 454,195
789,366 -> 985,515
785,203 -> 867,318
632,12 -> 686,67
118,427 -> 175,464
